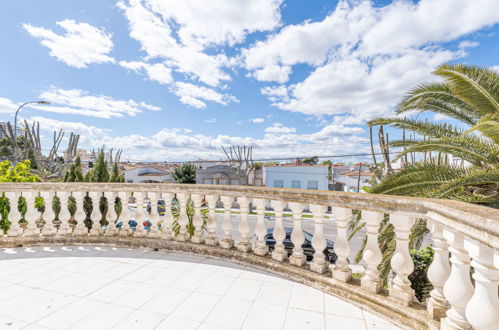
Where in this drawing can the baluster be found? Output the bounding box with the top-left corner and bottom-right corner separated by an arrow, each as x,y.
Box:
6,192 -> 22,237
361,210 -> 383,293
426,221 -> 451,321
104,192 -> 117,236
389,214 -> 416,306
161,192 -> 174,240
332,207 -> 352,282
134,192 -> 146,237
205,195 -> 218,246
89,192 -> 103,236
309,204 -> 328,274
176,192 -> 190,241
288,202 -> 306,267
441,230 -> 473,329
219,196 -> 234,248
118,192 -> 131,236
57,192 -> 71,236
464,239 -> 499,330
253,198 -> 269,256
236,196 -> 251,252
271,200 -> 287,261
147,192 -> 160,237
73,191 -> 88,236
23,191 -> 39,236
190,193 -> 204,244
40,191 -> 56,236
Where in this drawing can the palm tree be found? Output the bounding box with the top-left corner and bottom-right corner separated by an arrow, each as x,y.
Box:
369,64 -> 498,206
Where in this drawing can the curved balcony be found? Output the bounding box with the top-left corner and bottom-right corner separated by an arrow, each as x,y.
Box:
0,183 -> 498,329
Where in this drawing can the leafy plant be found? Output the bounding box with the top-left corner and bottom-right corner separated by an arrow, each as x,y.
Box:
172,163 -> 196,184
409,245 -> 434,302
170,198 -> 207,237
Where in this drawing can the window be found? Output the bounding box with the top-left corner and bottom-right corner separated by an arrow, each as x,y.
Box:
273,179 -> 284,188
291,180 -> 301,189
307,180 -> 318,190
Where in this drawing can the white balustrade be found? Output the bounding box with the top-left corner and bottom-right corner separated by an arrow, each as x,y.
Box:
161,192 -> 175,240
190,193 -> 204,244
73,192 -> 87,236
361,210 -> 384,293
219,195 -> 234,248
205,194 -> 218,246
6,192 -> 22,237
147,192 -> 160,238
236,196 -> 251,252
253,198 -> 268,256
288,202 -> 306,267
271,200 -> 287,261
89,192 -> 103,236
309,204 -> 328,274
441,229 -> 474,329
332,207 -> 352,282
134,192 -> 146,237
23,192 -> 39,236
389,214 -> 416,306
40,191 -> 56,236
57,192 -> 71,236
118,191 -> 131,236
104,192 -> 117,236
464,239 -> 499,330
176,192 -> 190,242
426,221 -> 451,321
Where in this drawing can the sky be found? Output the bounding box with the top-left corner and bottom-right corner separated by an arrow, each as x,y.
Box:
0,0 -> 498,163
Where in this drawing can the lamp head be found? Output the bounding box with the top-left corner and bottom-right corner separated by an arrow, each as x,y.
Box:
37,101 -> 50,105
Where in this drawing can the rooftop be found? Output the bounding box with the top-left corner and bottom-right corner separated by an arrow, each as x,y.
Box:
0,246 -> 400,330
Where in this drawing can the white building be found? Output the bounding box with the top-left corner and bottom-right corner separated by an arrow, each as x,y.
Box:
263,165 -> 329,190
336,170 -> 373,192
124,166 -> 174,183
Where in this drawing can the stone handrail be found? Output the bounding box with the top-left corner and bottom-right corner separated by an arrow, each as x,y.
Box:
0,182 -> 498,329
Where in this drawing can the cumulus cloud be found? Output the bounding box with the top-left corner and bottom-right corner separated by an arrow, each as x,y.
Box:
243,0 -> 499,120
250,118 -> 265,123
204,118 -> 217,124
28,87 -> 160,119
171,82 -> 239,109
0,97 -> 19,114
119,61 -> 173,84
23,19 -> 114,68
264,122 -> 296,134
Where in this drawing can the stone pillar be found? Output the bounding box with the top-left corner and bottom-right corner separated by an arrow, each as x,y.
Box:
104,192 -> 117,236
426,221 -> 450,321
205,195 -> 218,246
236,196 -> 252,252
389,214 -> 415,306
271,200 -> 287,262
134,192 -> 146,237
147,192 -> 160,238
176,192 -> 190,242
5,192 -> 22,237
441,230 -> 473,329
219,195 -> 234,248
73,191 -> 87,236
40,191 -> 56,236
332,206 -> 352,282
464,239 -> 499,330
117,191 -> 131,237
190,193 -> 205,244
89,192 -> 103,236
253,198 -> 269,256
161,192 -> 175,240
361,210 -> 384,293
57,191 -> 72,236
309,204 -> 328,274
288,202 -> 306,267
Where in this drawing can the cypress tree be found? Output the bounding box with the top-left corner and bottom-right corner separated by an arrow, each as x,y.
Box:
92,150 -> 109,183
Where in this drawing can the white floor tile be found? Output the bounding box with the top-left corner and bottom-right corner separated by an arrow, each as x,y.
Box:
325,314 -> 367,330
204,296 -> 253,329
241,302 -> 287,330
68,303 -> 132,330
225,278 -> 264,300
139,287 -> 191,315
86,279 -> 139,303
289,283 -> 324,313
36,297 -> 106,329
112,282 -> 161,308
283,308 -> 326,330
155,316 -> 201,330
197,274 -> 235,296
324,294 -> 364,319
256,281 -> 292,306
112,309 -> 167,329
171,292 -> 221,322
0,315 -> 28,329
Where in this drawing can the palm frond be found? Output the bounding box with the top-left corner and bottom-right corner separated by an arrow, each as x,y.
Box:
466,113 -> 499,144
435,64 -> 499,116
369,117 -> 463,139
434,167 -> 499,198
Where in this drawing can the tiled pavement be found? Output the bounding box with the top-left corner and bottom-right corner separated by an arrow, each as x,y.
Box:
0,246 -> 401,330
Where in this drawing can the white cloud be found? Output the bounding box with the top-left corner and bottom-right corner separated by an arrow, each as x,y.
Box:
250,118 -> 265,123
23,19 -> 114,68
171,82 -> 238,109
0,97 -> 19,114
243,0 -> 499,121
28,87 -> 160,119
491,65 -> 499,72
27,116 -> 110,140
119,61 -> 173,84
458,40 -> 479,49
264,122 -> 296,134
117,0 -> 282,87
204,118 -> 217,124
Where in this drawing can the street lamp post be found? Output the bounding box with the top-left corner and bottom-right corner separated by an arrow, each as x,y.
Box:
13,100 -> 50,164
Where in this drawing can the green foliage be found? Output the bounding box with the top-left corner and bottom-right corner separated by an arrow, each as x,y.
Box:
170,198 -> 208,237
172,163 -> 196,184
91,150 -> 109,182
0,160 -> 38,182
409,246 -> 434,302
109,162 -> 124,182
64,155 -> 84,182
302,156 -> 319,165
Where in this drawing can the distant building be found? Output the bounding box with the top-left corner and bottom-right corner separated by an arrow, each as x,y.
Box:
124,165 -> 174,183
196,165 -> 240,185
336,170 -> 374,192
0,122 -> 23,140
263,165 -> 329,190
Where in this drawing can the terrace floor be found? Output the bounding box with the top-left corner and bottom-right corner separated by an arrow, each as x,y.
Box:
0,246 -> 401,330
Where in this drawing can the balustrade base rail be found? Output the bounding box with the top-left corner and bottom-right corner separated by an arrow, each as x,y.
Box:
0,236 -> 436,330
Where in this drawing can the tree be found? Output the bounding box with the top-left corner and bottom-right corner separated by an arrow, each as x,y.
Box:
173,163 -> 196,183
63,155 -> 84,182
302,156 -> 319,165
90,150 -> 110,183
109,162 -> 124,182
222,145 -> 255,185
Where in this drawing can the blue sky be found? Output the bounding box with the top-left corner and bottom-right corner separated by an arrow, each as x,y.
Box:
0,0 -> 498,162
